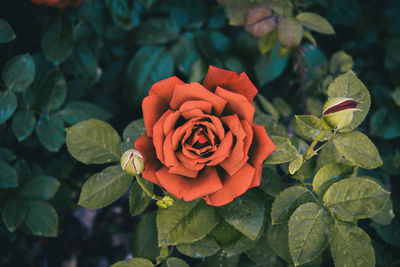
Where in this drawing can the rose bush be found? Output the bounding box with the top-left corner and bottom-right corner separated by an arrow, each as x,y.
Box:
30,0 -> 82,9
134,66 -> 276,206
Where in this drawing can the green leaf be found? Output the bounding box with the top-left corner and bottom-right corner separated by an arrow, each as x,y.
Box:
267,223 -> 292,263
246,230 -> 283,266
132,211 -> 160,261
161,258 -> 189,267
12,109 -> 36,141
171,32 -> 199,75
259,166 -> 285,197
288,202 -> 333,266
20,176 -> 60,200
2,54 -> 35,92
57,101 -> 112,125
2,198 -> 28,232
316,141 -> 353,169
204,252 -> 240,267
25,200 -> 58,237
312,163 -> 353,196
0,148 -> 16,162
258,30 -> 279,54
35,114 -> 65,152
296,12 -> 335,34
371,219 -> 400,248
133,18 -> 180,46
329,51 -> 354,74
67,43 -> 99,87
323,177 -> 390,221
289,154 -> 303,175
217,190 -> 265,240
129,180 -> 152,217
271,186 -> 312,224
0,160 -> 18,188
66,119 -> 122,164
327,71 -> 371,132
126,46 -> 174,103
264,136 -> 297,164
371,199 -> 395,226
78,166 -> 133,209
392,87 -> 400,106
211,220 -> 258,257
177,236 -> 220,258
256,93 -> 279,120
369,107 -> 400,140
37,70 -> 67,113
255,45 -> 289,85
0,19 -> 15,43
157,199 -> 219,246
111,258 -> 153,267
330,220 -> 375,267
294,115 -> 331,141
105,0 -> 132,30
42,14 -> 74,63
0,89 -> 17,124
333,131 -> 383,169
123,119 -> 146,141
277,16 -> 303,48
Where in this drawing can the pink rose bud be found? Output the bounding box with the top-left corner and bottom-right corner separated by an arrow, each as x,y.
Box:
322,97 -> 359,130
120,149 -> 144,176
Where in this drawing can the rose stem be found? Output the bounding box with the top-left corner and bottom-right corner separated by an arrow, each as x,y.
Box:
135,174 -> 163,201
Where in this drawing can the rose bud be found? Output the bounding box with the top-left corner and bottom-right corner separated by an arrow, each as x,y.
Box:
120,149 -> 144,176
322,97 -> 359,130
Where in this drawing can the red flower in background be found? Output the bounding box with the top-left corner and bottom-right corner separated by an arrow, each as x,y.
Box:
135,66 -> 275,206
30,0 -> 82,9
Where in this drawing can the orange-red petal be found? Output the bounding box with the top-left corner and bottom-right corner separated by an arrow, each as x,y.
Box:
170,82 -> 227,116
215,86 -> 255,122
204,163 -> 255,206
142,76 -> 184,136
203,66 -> 258,102
156,167 -> 223,201
134,135 -> 162,185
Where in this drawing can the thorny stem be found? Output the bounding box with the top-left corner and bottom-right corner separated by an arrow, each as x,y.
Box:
135,174 -> 162,201
299,179 -> 322,206
304,129 -> 327,160
352,165 -> 359,177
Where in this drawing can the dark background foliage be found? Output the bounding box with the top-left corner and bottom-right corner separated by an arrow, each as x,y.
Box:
0,0 -> 399,266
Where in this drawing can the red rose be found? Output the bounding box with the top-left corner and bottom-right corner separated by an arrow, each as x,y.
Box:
30,0 -> 82,9
135,66 -> 275,206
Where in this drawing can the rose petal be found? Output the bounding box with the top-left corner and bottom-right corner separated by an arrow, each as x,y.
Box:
215,86 -> 255,122
250,163 -> 263,188
219,115 -> 248,175
168,164 -> 198,178
163,110 -> 181,135
170,82 -> 227,116
248,123 -> 276,165
179,100 -> 213,114
204,163 -> 255,206
203,66 -> 258,102
134,135 -> 162,185
201,131 -> 233,165
142,77 -> 184,136
152,110 -> 174,164
156,166 -> 223,201
248,124 -> 275,187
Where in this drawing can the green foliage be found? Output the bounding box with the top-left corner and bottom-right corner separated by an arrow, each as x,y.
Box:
217,190 -> 265,240
323,177 -> 390,221
330,221 -> 375,267
78,166 -> 133,209
0,19 -> 15,43
157,199 -> 219,246
333,131 -> 383,169
288,202 -> 333,266
2,54 -> 35,93
1,1 -> 399,266
66,119 -> 122,164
